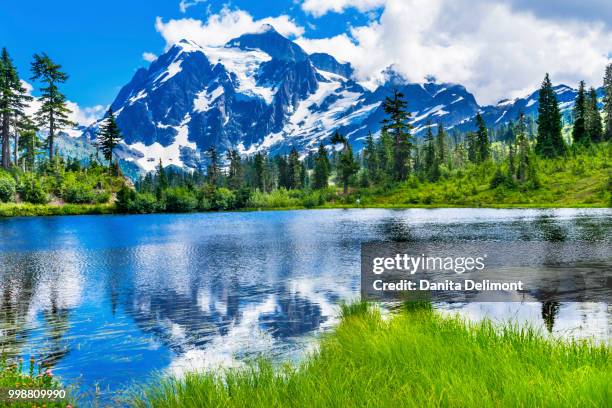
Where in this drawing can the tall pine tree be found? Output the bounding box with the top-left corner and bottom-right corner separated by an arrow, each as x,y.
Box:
30,53 -> 74,160
97,108 -> 123,173
313,142 -> 329,189
536,73 -> 564,157
585,87 -> 602,143
603,63 -> 612,141
0,48 -> 32,168
571,81 -> 588,144
227,149 -> 243,190
475,112 -> 490,162
381,89 -> 413,181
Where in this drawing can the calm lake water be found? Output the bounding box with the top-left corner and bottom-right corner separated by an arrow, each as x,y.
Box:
0,208 -> 610,404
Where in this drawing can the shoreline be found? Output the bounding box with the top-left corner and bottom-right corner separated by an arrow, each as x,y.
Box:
1,202 -> 610,218
130,302 -> 610,407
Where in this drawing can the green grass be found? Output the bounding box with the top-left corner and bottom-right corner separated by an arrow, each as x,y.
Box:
0,202 -> 115,217
130,302 -> 610,407
0,357 -> 74,407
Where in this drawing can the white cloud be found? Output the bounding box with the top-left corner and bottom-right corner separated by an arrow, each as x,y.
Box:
142,52 -> 158,62
179,0 -> 207,13
155,7 -> 304,48
22,81 -> 106,127
66,103 -> 107,127
297,0 -> 612,104
301,0 -> 385,17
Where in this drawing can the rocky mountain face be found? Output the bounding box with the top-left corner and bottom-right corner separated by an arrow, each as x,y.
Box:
83,24 -> 592,173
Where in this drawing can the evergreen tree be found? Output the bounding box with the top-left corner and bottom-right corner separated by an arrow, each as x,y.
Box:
436,124 -> 447,165
156,159 -> 168,198
376,129 -> 394,180
572,81 -> 588,144
475,112 -> 490,162
536,73 -> 565,157
585,87 -> 602,143
508,141 -> 516,179
253,152 -> 265,191
17,116 -> 41,171
0,48 -> 32,169
227,149 -> 243,190
332,132 -> 359,194
467,131 -> 478,163
206,146 -> 220,186
30,53 -> 74,160
287,147 -> 302,189
603,63 -> 612,141
363,131 -> 380,184
313,142 -> 329,189
381,89 -> 413,181
277,155 -> 289,189
97,108 -> 123,173
423,123 -> 439,181
516,113 -> 530,183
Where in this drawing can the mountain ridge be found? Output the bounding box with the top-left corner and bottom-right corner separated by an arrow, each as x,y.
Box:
82,25 -> 594,173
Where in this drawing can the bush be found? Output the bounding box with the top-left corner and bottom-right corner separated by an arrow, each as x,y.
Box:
165,188 -> 198,212
212,188 -> 236,211
18,176 -> 49,204
63,180 -> 96,204
0,173 -> 16,202
129,193 -> 159,213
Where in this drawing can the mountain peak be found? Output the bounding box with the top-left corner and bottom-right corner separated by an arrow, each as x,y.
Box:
225,27 -> 308,62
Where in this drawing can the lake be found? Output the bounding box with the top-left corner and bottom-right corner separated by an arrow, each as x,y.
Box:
0,208 -> 610,404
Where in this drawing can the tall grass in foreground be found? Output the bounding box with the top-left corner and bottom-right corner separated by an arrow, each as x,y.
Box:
131,303 -> 610,407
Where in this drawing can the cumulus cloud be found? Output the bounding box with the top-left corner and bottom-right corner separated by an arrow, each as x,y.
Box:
66,103 -> 107,127
22,81 -> 106,127
179,0 -> 207,13
297,0 -> 612,104
301,0 -> 385,17
155,6 -> 304,48
142,52 -> 158,62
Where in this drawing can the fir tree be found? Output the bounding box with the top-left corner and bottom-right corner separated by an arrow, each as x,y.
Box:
363,131 -> 380,184
332,132 -> 359,194
30,53 -> 74,160
572,81 -> 588,144
475,112 -> 489,162
277,155 -> 289,189
467,131 -> 478,163
516,113 -> 530,183
381,89 -> 413,181
206,146 -> 220,186
585,87 -> 602,143
253,152 -> 265,191
97,108 -> 123,173
436,124 -> 447,165
0,48 -> 32,169
156,159 -> 168,199
227,149 -> 243,190
17,115 -> 41,171
603,63 -> 612,141
313,142 -> 329,189
424,123 -> 439,181
536,73 -> 564,157
287,147 -> 302,189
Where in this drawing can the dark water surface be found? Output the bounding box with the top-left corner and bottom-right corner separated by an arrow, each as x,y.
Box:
0,208 -> 610,404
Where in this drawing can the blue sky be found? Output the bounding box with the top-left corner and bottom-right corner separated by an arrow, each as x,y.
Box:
0,0 -> 375,108
1,0 -> 610,122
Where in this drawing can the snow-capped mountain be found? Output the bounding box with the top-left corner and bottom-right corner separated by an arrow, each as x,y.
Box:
84,24 -> 592,172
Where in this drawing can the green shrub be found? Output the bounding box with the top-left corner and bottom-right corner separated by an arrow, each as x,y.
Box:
212,188 -> 236,210
18,176 -> 49,204
0,174 -> 16,202
165,188 -> 198,212
63,181 -> 96,204
129,193 -> 159,213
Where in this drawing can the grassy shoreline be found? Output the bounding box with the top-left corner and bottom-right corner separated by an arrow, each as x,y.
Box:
131,302 -> 610,408
1,201 -> 609,217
